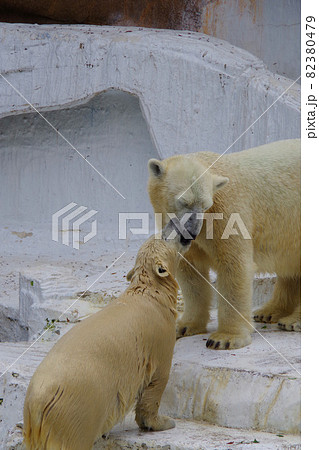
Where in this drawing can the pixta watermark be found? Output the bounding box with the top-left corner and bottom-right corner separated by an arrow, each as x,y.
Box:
118,212 -> 251,240
52,202 -> 98,249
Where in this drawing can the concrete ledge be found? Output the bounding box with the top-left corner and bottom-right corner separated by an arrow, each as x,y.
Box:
0,24 -> 300,158
5,414 -> 300,449
162,325 -> 300,435
15,261 -> 275,338
104,414 -> 301,449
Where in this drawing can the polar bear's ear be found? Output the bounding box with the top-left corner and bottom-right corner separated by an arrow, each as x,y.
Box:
213,175 -> 229,193
148,159 -> 165,177
126,267 -> 135,281
155,262 -> 170,278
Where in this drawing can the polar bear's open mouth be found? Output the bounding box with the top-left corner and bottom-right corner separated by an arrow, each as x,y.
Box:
162,216 -> 199,246
180,234 -> 194,246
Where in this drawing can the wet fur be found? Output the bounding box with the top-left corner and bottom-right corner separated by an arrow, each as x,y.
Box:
23,237 -> 182,449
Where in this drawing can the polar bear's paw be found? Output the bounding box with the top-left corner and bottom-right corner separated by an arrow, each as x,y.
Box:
253,307 -> 283,324
139,415 -> 175,432
176,319 -> 207,338
278,316 -> 301,332
206,332 -> 252,350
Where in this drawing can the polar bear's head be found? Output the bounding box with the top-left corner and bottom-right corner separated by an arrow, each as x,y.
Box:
148,156 -> 228,239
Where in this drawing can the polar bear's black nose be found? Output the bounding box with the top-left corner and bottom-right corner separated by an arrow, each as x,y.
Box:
183,213 -> 202,239
180,235 -> 192,246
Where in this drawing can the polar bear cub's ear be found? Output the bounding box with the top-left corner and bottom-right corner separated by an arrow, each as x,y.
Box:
126,267 -> 135,281
148,159 -> 165,177
212,175 -> 229,193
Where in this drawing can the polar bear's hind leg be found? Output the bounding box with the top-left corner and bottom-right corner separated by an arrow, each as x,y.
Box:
254,276 -> 301,331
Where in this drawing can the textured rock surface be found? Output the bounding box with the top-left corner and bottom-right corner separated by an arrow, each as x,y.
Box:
5,415 -> 301,449
0,1 -> 300,79
0,22 -> 301,450
0,24 -> 300,155
0,24 -> 300,246
162,325 -> 300,435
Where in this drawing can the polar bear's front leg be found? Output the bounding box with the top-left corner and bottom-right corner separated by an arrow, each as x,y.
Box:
206,256 -> 254,350
135,369 -> 175,432
176,257 -> 213,338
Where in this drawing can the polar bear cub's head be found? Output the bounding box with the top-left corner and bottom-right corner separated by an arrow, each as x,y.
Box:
126,232 -> 191,283
148,156 -> 228,240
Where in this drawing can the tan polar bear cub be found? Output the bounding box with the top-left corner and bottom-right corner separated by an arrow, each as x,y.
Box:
23,234 -> 191,450
148,139 -> 301,350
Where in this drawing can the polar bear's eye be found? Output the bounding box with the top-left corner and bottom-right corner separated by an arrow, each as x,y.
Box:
176,197 -> 189,208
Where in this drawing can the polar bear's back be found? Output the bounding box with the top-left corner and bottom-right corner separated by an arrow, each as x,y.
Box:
195,139 -> 300,276
196,139 -> 300,177
24,296 -> 174,449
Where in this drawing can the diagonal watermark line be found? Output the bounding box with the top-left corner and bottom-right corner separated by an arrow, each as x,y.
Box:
0,252 -> 126,379
178,75 -> 301,199
0,73 -> 125,199
178,253 -> 301,376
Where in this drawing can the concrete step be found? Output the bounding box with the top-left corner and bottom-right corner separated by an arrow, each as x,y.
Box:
4,413 -> 301,450
161,319 -> 300,435
0,252 -> 137,341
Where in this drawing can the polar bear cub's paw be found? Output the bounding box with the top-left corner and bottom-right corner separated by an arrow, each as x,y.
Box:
139,415 -> 175,432
206,332 -> 252,350
278,315 -> 301,332
176,318 -> 207,338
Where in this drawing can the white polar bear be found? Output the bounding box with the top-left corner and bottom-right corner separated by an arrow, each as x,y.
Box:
148,139 -> 301,350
